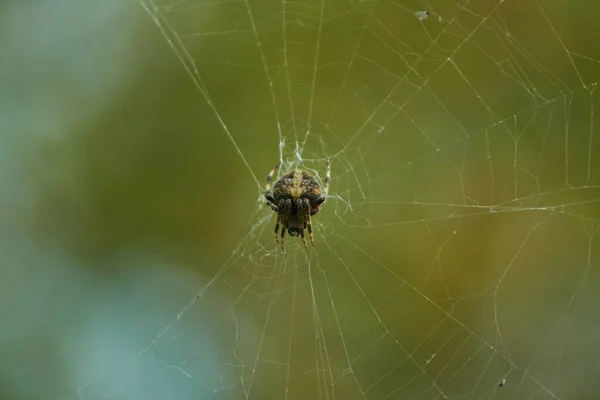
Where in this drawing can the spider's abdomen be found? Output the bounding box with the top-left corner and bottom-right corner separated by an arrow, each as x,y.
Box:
272,170 -> 321,201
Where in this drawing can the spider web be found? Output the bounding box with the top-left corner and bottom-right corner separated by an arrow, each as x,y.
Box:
131,0 -> 600,397
5,0 -> 600,399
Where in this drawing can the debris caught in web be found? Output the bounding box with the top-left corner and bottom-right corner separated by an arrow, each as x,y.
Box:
415,11 -> 430,21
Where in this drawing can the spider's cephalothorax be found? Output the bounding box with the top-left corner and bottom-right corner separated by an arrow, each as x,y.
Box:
265,160 -> 330,251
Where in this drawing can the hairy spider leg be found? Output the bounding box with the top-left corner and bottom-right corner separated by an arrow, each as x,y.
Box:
265,162 -> 281,206
279,198 -> 292,251
280,228 -> 286,251
302,197 -> 314,246
274,213 -> 281,243
297,198 -> 308,249
299,228 -> 307,249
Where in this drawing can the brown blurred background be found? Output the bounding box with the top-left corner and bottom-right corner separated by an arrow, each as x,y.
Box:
1,0 -> 599,399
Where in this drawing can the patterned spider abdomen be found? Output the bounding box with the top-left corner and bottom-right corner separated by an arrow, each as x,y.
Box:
272,171 -> 321,206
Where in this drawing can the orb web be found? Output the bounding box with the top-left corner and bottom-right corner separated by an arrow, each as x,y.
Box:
72,0 -> 600,399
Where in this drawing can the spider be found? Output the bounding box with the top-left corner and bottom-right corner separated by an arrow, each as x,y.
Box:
265,159 -> 330,251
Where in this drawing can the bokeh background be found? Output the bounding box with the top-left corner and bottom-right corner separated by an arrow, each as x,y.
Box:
1,0 -> 599,399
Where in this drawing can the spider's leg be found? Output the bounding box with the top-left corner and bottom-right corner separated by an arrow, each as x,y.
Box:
279,199 -> 291,251
267,203 -> 278,212
280,226 -> 287,251
301,198 -> 314,246
297,199 -> 308,249
266,195 -> 277,205
265,162 -> 281,204
299,229 -> 307,249
274,213 -> 281,243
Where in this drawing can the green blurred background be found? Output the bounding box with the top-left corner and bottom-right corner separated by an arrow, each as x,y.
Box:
1,0 -> 599,399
